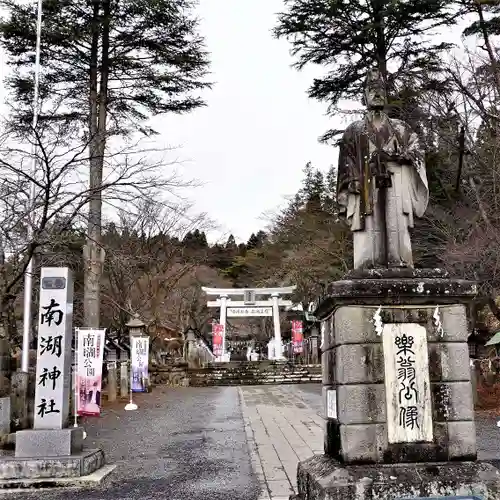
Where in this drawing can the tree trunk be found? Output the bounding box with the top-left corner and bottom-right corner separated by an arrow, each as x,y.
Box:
83,0 -> 110,328
475,1 -> 500,101
372,0 -> 388,85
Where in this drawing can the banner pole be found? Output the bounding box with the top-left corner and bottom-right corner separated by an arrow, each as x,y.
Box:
73,327 -> 78,429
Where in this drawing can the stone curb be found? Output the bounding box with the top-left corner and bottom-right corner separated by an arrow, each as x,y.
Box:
0,464 -> 117,490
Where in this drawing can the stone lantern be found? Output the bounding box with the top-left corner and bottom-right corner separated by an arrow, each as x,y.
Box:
126,313 -> 146,338
184,326 -> 198,367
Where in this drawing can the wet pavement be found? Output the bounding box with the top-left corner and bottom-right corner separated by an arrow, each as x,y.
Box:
239,386 -> 323,499
6,386 -> 260,500
4,383 -> 500,500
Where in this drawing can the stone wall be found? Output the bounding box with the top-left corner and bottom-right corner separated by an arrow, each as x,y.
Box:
149,362 -> 189,387
188,361 -> 322,387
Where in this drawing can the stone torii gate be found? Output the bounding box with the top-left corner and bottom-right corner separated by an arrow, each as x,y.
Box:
202,286 -> 296,361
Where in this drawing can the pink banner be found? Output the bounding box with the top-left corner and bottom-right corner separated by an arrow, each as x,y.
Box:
292,320 -> 304,354
76,329 -> 105,416
212,323 -> 224,357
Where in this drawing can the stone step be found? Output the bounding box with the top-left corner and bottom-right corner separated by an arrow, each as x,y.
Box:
185,362 -> 322,387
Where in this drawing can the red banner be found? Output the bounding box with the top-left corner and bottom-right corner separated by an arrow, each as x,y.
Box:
292,320 -> 304,354
212,323 -> 224,357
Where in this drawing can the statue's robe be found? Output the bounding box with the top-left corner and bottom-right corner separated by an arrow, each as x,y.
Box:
337,111 -> 428,269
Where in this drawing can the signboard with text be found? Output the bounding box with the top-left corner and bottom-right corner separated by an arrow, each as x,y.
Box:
34,268 -> 74,430
227,307 -> 273,317
76,328 -> 105,416
383,324 -> 433,443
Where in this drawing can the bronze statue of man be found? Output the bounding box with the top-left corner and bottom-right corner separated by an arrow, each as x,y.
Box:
337,69 -> 429,269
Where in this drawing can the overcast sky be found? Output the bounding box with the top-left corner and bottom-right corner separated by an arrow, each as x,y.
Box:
8,1 -> 469,245
149,0 -> 339,243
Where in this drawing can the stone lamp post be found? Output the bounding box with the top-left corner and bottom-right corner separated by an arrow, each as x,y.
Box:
126,314 -> 146,337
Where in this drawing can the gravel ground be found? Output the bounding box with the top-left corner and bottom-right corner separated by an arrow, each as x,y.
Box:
6,386 -> 260,500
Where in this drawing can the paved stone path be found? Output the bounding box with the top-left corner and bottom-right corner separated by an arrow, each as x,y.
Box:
239,385 -> 323,500
239,384 -> 500,500
4,383 -> 500,500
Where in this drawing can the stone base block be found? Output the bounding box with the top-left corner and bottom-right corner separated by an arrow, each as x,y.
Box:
0,397 -> 10,435
0,464 -> 116,490
15,427 -> 84,458
0,448 -> 105,481
294,455 -> 500,499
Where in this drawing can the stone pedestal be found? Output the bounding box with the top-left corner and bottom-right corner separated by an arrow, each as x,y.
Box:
293,269 -> 500,498
120,362 -> 129,398
295,455 -> 500,499
10,371 -> 29,431
15,427 -> 83,458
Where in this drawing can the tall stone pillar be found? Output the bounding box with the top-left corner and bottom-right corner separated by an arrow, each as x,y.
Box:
120,362 -> 129,399
271,294 -> 283,360
5,267 -> 107,485
219,295 -> 228,360
294,269 -> 500,499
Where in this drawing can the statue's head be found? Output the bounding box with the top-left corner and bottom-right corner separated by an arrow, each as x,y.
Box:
364,68 -> 386,110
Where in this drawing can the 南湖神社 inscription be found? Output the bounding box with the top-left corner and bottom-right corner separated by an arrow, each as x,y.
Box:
382,323 -> 433,443
33,268 -> 74,430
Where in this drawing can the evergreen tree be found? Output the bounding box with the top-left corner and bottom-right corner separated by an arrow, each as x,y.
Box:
246,231 -> 267,250
0,0 -> 211,133
246,233 -> 259,250
274,0 -> 456,140
182,229 -> 208,250
225,234 -> 237,250
0,0 -> 210,327
300,162 -> 325,212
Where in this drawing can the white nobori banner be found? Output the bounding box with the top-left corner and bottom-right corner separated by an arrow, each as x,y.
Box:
76,328 -> 106,416
131,336 -> 150,393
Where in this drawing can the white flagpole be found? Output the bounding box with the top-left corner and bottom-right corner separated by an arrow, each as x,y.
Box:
73,328 -> 86,439
21,0 -> 44,373
73,328 -> 79,429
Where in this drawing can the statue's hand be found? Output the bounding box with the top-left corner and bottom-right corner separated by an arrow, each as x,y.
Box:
396,152 -> 413,165
348,180 -> 361,194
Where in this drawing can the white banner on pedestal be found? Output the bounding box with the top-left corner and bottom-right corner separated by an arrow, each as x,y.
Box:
131,337 -> 149,393
76,328 -> 105,416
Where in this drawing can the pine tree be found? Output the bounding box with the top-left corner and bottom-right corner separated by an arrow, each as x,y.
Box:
225,234 -> 237,250
274,0 -> 456,140
246,233 -> 259,250
0,0 -> 210,328
0,0 -> 210,133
